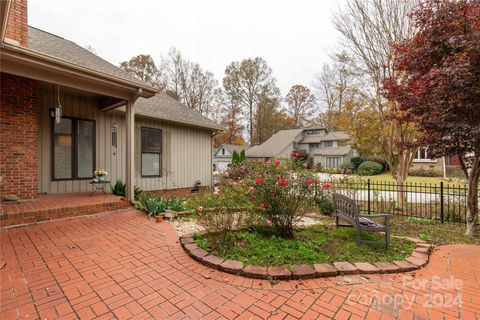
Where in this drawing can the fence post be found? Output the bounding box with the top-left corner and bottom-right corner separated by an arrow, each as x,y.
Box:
440,181 -> 444,223
367,179 -> 371,214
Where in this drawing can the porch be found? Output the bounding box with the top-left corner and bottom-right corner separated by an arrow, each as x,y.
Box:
0,193 -> 130,227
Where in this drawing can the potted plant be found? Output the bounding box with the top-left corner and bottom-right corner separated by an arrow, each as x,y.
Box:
94,168 -> 108,181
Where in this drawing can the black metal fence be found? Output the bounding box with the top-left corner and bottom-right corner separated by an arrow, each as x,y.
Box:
324,179 -> 479,224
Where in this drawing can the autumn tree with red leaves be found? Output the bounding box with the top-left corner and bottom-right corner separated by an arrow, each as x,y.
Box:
384,0 -> 480,235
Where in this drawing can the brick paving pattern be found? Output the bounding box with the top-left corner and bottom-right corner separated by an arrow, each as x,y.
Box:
1,210 -> 479,319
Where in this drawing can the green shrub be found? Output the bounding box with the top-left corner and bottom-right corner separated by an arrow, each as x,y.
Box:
350,157 -> 364,171
364,156 -> 389,171
316,195 -> 334,215
109,179 -> 142,201
357,161 -> 383,176
110,179 -> 126,196
140,196 -> 186,216
340,161 -> 354,170
408,168 -> 443,177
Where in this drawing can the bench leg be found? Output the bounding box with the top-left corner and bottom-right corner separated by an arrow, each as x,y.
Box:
385,228 -> 390,250
355,226 -> 361,246
336,216 -> 339,228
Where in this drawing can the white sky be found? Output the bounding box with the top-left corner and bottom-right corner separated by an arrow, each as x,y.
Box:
29,0 -> 343,95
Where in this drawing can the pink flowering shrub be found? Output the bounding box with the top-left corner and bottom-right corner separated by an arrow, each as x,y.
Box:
247,158 -> 319,238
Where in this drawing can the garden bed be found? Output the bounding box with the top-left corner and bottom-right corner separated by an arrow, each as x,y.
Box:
180,224 -> 433,280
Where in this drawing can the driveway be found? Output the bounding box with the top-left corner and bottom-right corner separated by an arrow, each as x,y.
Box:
1,210 -> 479,319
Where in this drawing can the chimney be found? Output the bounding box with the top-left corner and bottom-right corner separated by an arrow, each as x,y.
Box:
5,0 -> 28,47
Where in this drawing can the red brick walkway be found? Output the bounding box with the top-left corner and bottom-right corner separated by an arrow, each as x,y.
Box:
1,210 -> 479,319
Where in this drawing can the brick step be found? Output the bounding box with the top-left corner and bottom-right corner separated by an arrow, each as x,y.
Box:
1,198 -> 131,227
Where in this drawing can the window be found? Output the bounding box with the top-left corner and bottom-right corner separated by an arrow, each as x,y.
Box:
221,148 -> 225,155
414,147 -> 436,162
309,143 -> 320,152
324,141 -> 333,148
141,127 -> 162,177
52,117 -> 95,180
326,157 -> 342,168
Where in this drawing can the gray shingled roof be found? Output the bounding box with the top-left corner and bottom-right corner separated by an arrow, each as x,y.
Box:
314,146 -> 352,156
134,93 -> 221,130
300,131 -> 350,143
246,129 -> 303,158
27,26 -> 148,87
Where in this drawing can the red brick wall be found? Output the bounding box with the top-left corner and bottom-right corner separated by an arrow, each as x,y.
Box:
5,0 -> 28,48
0,73 -> 39,199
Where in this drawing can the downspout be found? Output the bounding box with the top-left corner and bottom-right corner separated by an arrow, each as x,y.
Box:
211,130 -> 220,189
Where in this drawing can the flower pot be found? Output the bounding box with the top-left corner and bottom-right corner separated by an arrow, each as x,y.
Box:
97,175 -> 106,181
155,215 -> 164,223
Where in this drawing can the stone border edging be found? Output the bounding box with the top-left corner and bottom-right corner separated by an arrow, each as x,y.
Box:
179,234 -> 433,280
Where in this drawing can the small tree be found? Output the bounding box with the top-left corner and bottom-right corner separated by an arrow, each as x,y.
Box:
384,0 -> 480,235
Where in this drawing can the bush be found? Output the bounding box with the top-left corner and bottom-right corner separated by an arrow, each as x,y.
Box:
110,179 -> 142,201
408,168 -> 443,177
364,156 -> 389,171
140,196 -> 185,216
350,157 -> 364,171
340,161 -> 354,170
357,161 -> 383,176
249,158 -> 319,238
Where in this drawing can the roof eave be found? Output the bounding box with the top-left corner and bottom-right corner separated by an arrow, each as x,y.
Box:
0,42 -> 158,98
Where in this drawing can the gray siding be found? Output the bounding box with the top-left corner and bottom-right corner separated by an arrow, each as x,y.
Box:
38,88 -> 212,194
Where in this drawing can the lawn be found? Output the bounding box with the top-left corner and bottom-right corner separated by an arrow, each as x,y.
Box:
194,224 -> 415,268
389,216 -> 480,245
358,172 -> 467,187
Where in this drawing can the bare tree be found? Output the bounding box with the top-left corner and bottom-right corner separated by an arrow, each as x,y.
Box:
313,52 -> 363,129
285,85 -> 315,127
223,57 -> 277,146
333,0 -> 419,194
160,48 -> 219,118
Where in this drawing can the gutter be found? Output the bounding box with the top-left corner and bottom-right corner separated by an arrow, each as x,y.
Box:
0,43 -> 158,97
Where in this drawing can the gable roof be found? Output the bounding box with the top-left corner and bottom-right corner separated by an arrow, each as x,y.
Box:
214,144 -> 245,157
300,131 -> 350,143
27,26 -> 150,88
134,93 -> 221,131
246,128 -> 304,158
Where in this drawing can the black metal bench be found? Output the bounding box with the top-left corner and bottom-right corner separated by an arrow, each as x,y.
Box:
332,193 -> 391,249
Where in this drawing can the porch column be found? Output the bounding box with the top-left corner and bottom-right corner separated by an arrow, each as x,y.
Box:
125,99 -> 135,202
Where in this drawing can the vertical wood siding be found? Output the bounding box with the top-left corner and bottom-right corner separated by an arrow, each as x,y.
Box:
38,88 -> 213,194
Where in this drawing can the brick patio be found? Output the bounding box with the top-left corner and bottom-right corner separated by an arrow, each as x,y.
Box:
1,210 -> 479,319
0,193 -> 130,227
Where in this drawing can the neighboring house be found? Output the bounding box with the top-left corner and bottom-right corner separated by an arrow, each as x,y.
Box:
213,144 -> 245,172
246,127 -> 358,168
0,0 -> 220,201
410,147 -> 461,178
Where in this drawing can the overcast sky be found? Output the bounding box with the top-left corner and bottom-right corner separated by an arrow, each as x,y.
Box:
29,0 -> 343,95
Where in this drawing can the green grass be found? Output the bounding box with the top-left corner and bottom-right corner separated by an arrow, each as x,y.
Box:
390,216 -> 480,245
194,224 -> 415,268
358,173 -> 467,187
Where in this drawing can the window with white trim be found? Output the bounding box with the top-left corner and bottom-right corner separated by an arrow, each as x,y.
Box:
141,127 -> 162,177
413,147 -> 436,162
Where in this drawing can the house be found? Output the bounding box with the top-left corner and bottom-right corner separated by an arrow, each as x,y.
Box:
0,0 -> 221,202
246,127 -> 358,168
410,148 -> 462,178
213,144 -> 245,172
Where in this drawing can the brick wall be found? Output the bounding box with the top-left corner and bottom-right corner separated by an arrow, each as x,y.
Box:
0,73 -> 39,199
5,0 -> 28,47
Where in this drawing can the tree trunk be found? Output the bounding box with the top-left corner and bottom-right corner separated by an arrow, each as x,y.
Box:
465,156 -> 480,237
